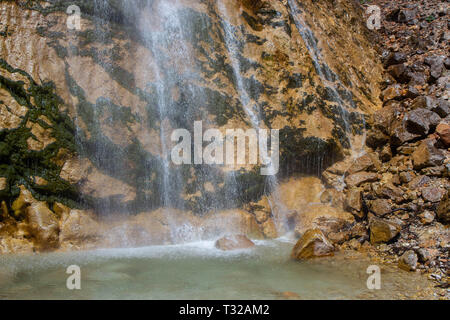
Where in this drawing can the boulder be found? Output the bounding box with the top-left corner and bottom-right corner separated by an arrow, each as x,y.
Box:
261,219 -> 278,239
347,154 -> 377,175
215,235 -> 255,251
431,99 -> 449,118
383,51 -> 406,67
436,121 -> 450,146
421,186 -> 446,203
370,199 -> 392,216
398,250 -> 418,271
59,209 -> 101,244
412,139 -> 445,169
345,189 -> 362,212
291,229 -> 334,260
410,96 -> 436,110
345,172 -> 378,187
390,120 -> 421,146
26,202 -> 60,250
293,204 -> 355,237
387,64 -> 410,83
437,190 -> 450,224
405,109 -> 441,136
369,217 -> 401,244
424,55 -> 445,81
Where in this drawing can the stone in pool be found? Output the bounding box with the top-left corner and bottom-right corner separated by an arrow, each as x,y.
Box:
291,229 -> 335,260
215,235 -> 255,251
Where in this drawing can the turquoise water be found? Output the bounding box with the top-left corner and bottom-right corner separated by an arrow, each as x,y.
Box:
0,240 -> 432,300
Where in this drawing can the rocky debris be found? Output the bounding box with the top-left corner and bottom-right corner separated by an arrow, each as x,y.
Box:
421,186 -> 446,203
412,139 -> 445,169
369,217 -> 401,244
370,199 -> 392,216
398,250 -> 418,271
436,190 -> 450,224
405,109 -> 441,136
345,172 -> 378,187
436,121 -> 450,146
292,204 -> 355,239
291,229 -> 334,260
215,235 -> 255,251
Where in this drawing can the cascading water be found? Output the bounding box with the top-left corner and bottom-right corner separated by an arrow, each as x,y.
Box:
287,0 -> 367,159
65,0 -> 367,244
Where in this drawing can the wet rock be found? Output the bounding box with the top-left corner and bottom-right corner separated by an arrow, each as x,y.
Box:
412,139 -> 445,169
345,172 -> 378,187
421,186 -> 446,203
345,189 -> 362,212
254,210 -> 269,224
294,205 -> 354,237
291,229 -> 334,260
26,202 -> 60,250
320,188 -> 345,209
369,217 -> 401,244
436,190 -> 450,224
398,250 -> 418,271
59,208 -> 101,245
215,235 -> 255,251
11,185 -> 35,217
405,109 -> 441,136
348,154 -> 378,175
0,237 -> 34,254
370,199 -> 392,216
261,219 -> 278,239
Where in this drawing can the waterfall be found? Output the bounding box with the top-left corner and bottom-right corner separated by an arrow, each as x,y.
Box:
215,1 -> 288,233
287,0 -> 367,158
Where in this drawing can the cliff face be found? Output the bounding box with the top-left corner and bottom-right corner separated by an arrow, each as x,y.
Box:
0,0 -> 384,252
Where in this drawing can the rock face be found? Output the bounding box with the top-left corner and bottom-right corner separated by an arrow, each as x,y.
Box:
291,229 -> 334,260
26,202 -> 60,250
0,0 -> 383,251
215,235 -> 255,251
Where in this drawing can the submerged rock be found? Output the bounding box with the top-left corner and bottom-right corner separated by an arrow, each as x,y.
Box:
215,235 -> 255,251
